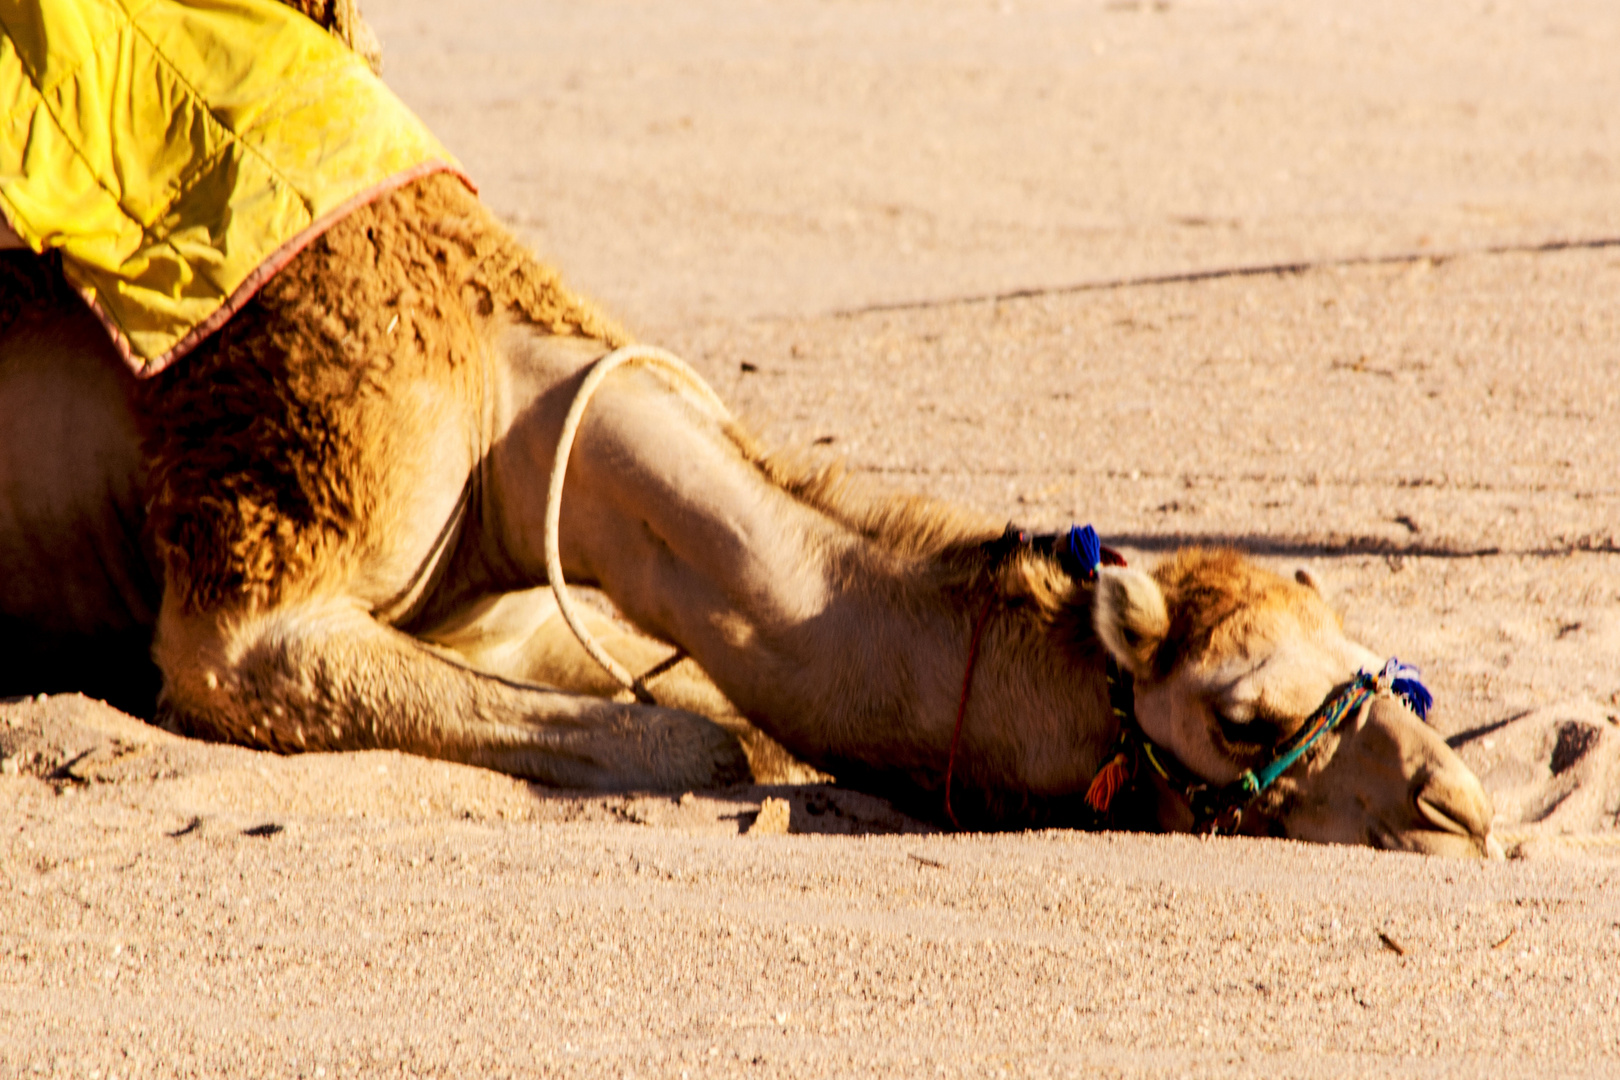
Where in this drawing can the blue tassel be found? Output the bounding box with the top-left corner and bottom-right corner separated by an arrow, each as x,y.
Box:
1066,524 -> 1103,581
1379,658 -> 1433,722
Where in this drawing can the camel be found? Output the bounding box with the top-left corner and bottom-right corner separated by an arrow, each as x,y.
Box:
0,174 -> 1495,855
0,5 -> 1495,856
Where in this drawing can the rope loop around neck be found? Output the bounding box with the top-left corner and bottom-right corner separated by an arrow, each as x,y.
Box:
543,344 -> 731,703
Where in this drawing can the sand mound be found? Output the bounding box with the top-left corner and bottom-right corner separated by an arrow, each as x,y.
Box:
9,691 -> 1619,858
1451,701 -> 1620,858
0,694 -> 927,839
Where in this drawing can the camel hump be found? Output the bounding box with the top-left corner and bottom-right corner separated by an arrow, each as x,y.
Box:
0,0 -> 462,375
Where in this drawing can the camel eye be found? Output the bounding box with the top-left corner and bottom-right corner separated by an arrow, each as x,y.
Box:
1212,705 -> 1284,749
1213,709 -> 1262,746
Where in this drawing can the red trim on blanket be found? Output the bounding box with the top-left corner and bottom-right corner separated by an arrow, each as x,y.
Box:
81,161 -> 477,379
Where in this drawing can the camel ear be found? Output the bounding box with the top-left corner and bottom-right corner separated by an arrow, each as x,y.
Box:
1294,567 -> 1323,594
1093,567 -> 1169,678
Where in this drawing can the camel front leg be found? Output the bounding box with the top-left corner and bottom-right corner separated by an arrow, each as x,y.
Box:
152,595 -> 750,790
417,586 -> 726,709
415,586 -> 824,784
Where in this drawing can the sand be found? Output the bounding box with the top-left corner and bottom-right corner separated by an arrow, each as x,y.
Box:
4,0 -> 1619,1074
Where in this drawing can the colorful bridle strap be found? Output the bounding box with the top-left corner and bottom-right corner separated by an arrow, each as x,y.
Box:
1189,673 -> 1378,822
1116,662 -> 1429,832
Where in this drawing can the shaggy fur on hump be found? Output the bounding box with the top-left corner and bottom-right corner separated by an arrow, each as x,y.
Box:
278,0 -> 345,30
139,173 -> 625,612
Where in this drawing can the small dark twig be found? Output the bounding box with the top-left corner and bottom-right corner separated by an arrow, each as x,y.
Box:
1377,931 -> 1406,956
908,853 -> 946,868
49,749 -> 95,782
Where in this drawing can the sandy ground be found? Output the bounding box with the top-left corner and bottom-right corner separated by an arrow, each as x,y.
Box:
5,0 -> 1620,1075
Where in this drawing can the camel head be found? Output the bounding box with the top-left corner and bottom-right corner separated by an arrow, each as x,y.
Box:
1091,548 -> 1496,857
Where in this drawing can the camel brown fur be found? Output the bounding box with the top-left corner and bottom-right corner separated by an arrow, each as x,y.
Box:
0,170 -> 1496,854
139,175 -> 623,613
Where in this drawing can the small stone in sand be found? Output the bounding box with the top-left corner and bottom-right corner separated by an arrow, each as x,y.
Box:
749,797 -> 791,836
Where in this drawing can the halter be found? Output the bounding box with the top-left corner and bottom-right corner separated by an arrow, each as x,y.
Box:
1112,667 -> 1380,834
944,524 -> 1433,834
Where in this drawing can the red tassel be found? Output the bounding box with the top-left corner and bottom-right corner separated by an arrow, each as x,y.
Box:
1086,752 -> 1130,813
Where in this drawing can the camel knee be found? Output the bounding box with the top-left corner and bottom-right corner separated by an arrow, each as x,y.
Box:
151,599 -> 339,752
151,592 -> 756,789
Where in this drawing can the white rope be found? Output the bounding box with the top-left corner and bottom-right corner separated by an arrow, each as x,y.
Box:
543,344 -> 732,701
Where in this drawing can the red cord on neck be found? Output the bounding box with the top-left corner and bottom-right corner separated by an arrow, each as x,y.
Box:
943,595 -> 998,829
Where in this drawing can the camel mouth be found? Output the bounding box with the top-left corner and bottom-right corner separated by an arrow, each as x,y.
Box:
1368,819 -> 1495,859
1412,791 -> 1482,838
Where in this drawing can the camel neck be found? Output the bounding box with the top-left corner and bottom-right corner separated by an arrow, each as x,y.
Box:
604,475 -> 1112,817
491,338 -> 1114,818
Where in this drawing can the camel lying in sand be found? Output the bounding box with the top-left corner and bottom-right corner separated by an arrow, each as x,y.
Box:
0,168 -> 1495,854
0,0 -> 1495,853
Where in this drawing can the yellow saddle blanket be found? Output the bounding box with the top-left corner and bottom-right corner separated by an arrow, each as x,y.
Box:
0,0 -> 465,375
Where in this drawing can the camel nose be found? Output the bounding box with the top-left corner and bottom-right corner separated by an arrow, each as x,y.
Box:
1361,695 -> 1498,858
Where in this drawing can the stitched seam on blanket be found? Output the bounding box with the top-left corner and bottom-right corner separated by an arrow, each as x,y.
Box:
120,9 -> 317,233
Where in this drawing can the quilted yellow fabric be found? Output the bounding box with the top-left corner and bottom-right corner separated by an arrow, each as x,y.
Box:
0,0 -> 464,374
